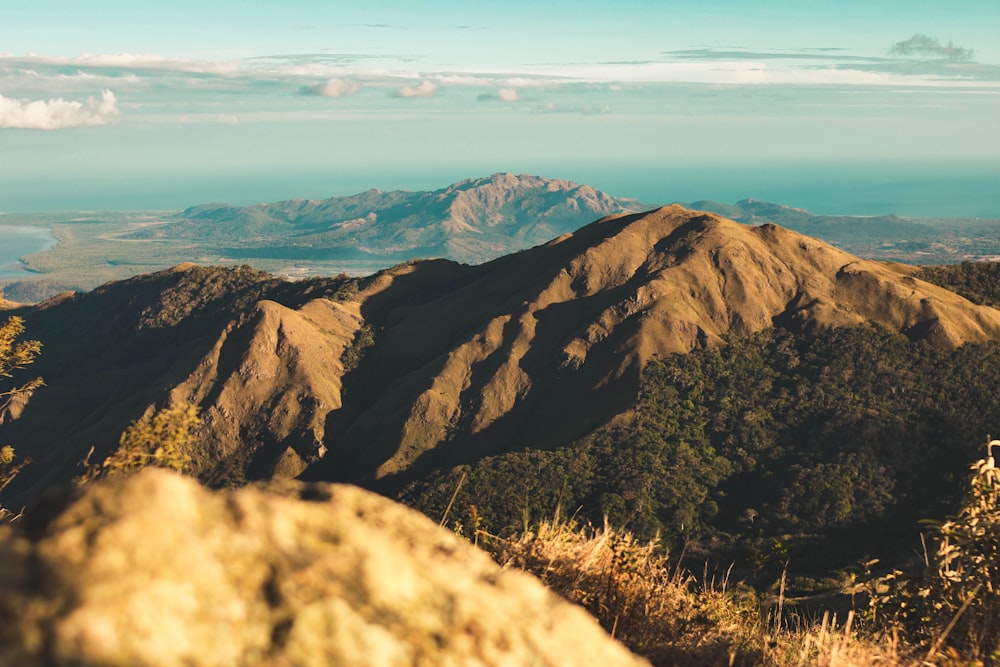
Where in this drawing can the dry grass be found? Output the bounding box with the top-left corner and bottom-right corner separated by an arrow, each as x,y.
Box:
77,403 -> 201,484
765,612 -> 905,667
485,517 -> 952,667
492,518 -> 757,665
479,440 -> 1000,666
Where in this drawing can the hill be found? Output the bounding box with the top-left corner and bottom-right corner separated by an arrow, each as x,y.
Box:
685,198 -> 1000,263
5,205 -> 1000,513
125,173 -> 649,265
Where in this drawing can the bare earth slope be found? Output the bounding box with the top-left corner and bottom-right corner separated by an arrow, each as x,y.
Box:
4,206 -> 1000,501
307,205 -> 1000,486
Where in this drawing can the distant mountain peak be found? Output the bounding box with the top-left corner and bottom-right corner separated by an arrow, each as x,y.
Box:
142,174 -> 651,266
446,172 -> 583,192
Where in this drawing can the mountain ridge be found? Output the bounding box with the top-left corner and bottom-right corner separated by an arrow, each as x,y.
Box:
131,173 -> 650,265
5,204 -> 1000,506
6,174 -> 1000,307
305,205 -> 1000,487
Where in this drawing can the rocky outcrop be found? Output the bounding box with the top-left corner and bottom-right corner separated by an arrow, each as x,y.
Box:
0,469 -> 647,667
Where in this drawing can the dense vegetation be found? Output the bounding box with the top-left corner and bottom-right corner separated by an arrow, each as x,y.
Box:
404,323 -> 1000,576
494,441 -> 1000,665
132,264 -> 360,330
916,261 -> 1000,308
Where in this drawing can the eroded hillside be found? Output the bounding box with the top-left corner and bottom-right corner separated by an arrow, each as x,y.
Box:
4,205 -> 1000,503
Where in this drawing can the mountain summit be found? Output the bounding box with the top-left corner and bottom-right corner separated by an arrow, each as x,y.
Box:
129,173 -> 649,265
6,205 -> 1000,500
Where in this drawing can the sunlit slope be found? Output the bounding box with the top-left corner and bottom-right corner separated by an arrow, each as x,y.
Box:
4,206 -> 1000,500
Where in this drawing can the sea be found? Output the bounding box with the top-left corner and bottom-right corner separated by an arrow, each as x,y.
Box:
0,225 -> 57,280
1,161 -> 999,218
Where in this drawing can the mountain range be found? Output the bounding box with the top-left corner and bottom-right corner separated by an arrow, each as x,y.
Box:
5,173 -> 1000,309
683,198 -> 929,241
5,204 -> 1000,510
125,173 -> 649,265
683,198 -> 1000,263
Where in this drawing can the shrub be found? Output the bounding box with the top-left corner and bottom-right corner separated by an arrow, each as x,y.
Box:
878,439 -> 1000,664
491,517 -> 909,666
0,316 -> 42,520
0,445 -> 30,520
80,403 -> 201,483
0,316 -> 43,417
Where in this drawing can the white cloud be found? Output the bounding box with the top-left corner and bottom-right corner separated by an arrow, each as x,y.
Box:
394,80 -> 437,98
58,70 -> 96,80
278,64 -> 350,78
215,113 -> 238,125
0,53 -> 244,79
70,53 -> 242,75
546,59 -> 987,88
477,88 -> 520,103
434,74 -> 487,86
497,88 -> 518,102
304,78 -> 361,98
0,89 -> 119,130
51,70 -> 142,86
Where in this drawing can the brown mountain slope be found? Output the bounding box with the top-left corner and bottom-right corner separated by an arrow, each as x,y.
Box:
0,265 -> 361,499
305,205 -> 1000,487
4,205 -> 1000,501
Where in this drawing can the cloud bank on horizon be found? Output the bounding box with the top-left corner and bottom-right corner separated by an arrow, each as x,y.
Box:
2,34 -> 996,130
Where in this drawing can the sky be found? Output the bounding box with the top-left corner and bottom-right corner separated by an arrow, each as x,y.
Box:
1,1 -> 998,212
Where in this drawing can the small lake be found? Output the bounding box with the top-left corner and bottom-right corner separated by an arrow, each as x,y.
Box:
0,225 -> 57,279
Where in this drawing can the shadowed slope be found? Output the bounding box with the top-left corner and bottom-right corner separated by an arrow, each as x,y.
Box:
306,205 -> 1000,487
0,265 -> 359,501
4,206 -> 1000,500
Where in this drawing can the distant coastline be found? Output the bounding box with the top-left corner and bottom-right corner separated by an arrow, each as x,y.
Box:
0,161 -> 997,220
0,224 -> 57,279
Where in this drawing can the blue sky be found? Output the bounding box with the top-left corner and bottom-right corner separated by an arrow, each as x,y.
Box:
1,1 -> 998,211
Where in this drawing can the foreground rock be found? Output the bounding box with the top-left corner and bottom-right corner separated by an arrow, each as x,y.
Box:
0,469 -> 647,667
